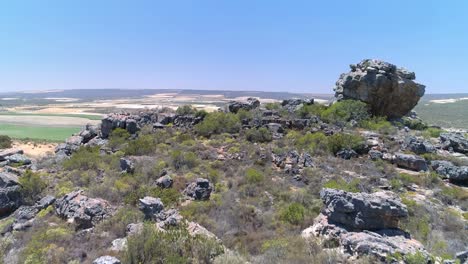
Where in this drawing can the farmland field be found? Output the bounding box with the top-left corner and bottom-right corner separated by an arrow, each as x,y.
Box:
0,123 -> 81,141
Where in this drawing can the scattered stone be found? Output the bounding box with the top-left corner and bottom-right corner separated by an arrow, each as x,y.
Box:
227,97 -> 260,113
92,256 -> 121,264
138,196 -> 164,219
0,172 -> 22,217
394,153 -> 428,171
187,221 -> 217,239
155,175 -> 173,188
110,238 -> 128,252
6,154 -> 31,165
119,158 -> 135,174
183,178 -> 213,200
126,223 -> 144,236
440,133 -> 468,154
334,59 -> 425,118
55,190 -> 112,229
0,149 -> 23,162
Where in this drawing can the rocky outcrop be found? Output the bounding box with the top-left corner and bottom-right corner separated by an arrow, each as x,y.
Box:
227,97 -> 260,113
0,149 -> 23,162
431,160 -> 468,184
303,188 -> 429,262
0,172 -> 22,216
404,136 -> 435,154
320,188 -> 407,230
394,153 -> 428,171
334,59 -> 425,118
92,256 -> 121,264
183,178 -> 213,200
10,195 -> 55,231
55,190 -> 112,229
281,98 -> 314,112
336,149 -> 358,160
440,133 -> 468,154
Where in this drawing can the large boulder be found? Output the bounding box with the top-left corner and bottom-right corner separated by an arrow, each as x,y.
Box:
55,190 -> 112,229
431,160 -> 468,184
138,196 -> 164,220
394,153 -> 428,171
183,178 -> 213,200
404,136 -> 435,154
0,149 -> 23,162
440,133 -> 468,154
334,59 -> 425,118
0,172 -> 22,216
320,188 -> 407,230
281,98 -> 314,112
303,189 -> 429,262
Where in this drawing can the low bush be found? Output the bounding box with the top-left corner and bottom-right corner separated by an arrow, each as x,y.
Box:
321,100 -> 370,124
327,133 -> 365,154
422,127 -> 444,138
171,150 -> 199,170
323,178 -> 361,193
279,203 -> 305,225
244,127 -> 272,143
108,128 -> 131,149
195,112 -> 240,137
19,170 -> 47,204
124,134 -> 157,155
124,223 -> 224,264
62,146 -> 101,170
360,116 -> 396,134
0,135 -> 12,149
245,168 -> 264,184
296,104 -> 326,118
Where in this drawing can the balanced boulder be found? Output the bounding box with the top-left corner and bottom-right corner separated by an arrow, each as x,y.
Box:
334,59 -> 425,118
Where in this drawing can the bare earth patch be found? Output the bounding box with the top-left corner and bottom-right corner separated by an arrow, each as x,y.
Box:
12,140 -> 57,159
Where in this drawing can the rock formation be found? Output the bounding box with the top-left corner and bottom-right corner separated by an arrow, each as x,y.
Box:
183,178 -> 213,200
334,59 -> 425,118
303,188 -> 429,261
0,172 -> 22,217
55,190 -> 112,229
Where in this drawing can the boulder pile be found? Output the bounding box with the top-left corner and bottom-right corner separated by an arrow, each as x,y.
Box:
55,190 -> 113,229
302,188 -> 429,261
227,97 -> 260,113
334,59 -> 425,118
0,172 -> 22,217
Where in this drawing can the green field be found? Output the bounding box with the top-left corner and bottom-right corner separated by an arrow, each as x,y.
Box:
0,124 -> 81,141
415,100 -> 468,129
0,112 -> 103,120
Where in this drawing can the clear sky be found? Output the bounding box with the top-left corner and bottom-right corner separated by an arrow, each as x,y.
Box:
0,0 -> 467,93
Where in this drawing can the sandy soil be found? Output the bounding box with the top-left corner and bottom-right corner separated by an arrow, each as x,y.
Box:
12,140 -> 56,159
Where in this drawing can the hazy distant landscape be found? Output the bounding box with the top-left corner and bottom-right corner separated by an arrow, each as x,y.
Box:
0,89 -> 466,141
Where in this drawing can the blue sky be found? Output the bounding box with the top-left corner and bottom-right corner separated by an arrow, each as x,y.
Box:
0,0 -> 467,93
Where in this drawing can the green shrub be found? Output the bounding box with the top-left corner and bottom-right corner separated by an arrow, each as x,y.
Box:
19,170 -> 47,204
294,132 -> 328,154
360,116 -> 396,134
400,117 -> 428,130
125,185 -> 182,207
0,135 -> 12,149
265,102 -> 281,110
171,150 -> 199,170
176,105 -> 197,115
245,127 -> 272,143
327,133 -> 364,154
279,203 -> 306,225
124,223 -> 224,264
108,128 -> 131,149
63,146 -> 101,170
422,127 -> 443,138
195,112 -> 240,137
321,100 -> 370,124
296,104 -> 326,118
124,134 -> 157,155
245,168 -> 264,184
324,178 -> 361,193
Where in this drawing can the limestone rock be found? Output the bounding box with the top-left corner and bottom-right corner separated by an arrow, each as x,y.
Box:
394,153 -> 428,171
334,59 -> 425,118
92,256 -> 121,264
55,190 -> 112,229
320,188 -> 407,230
